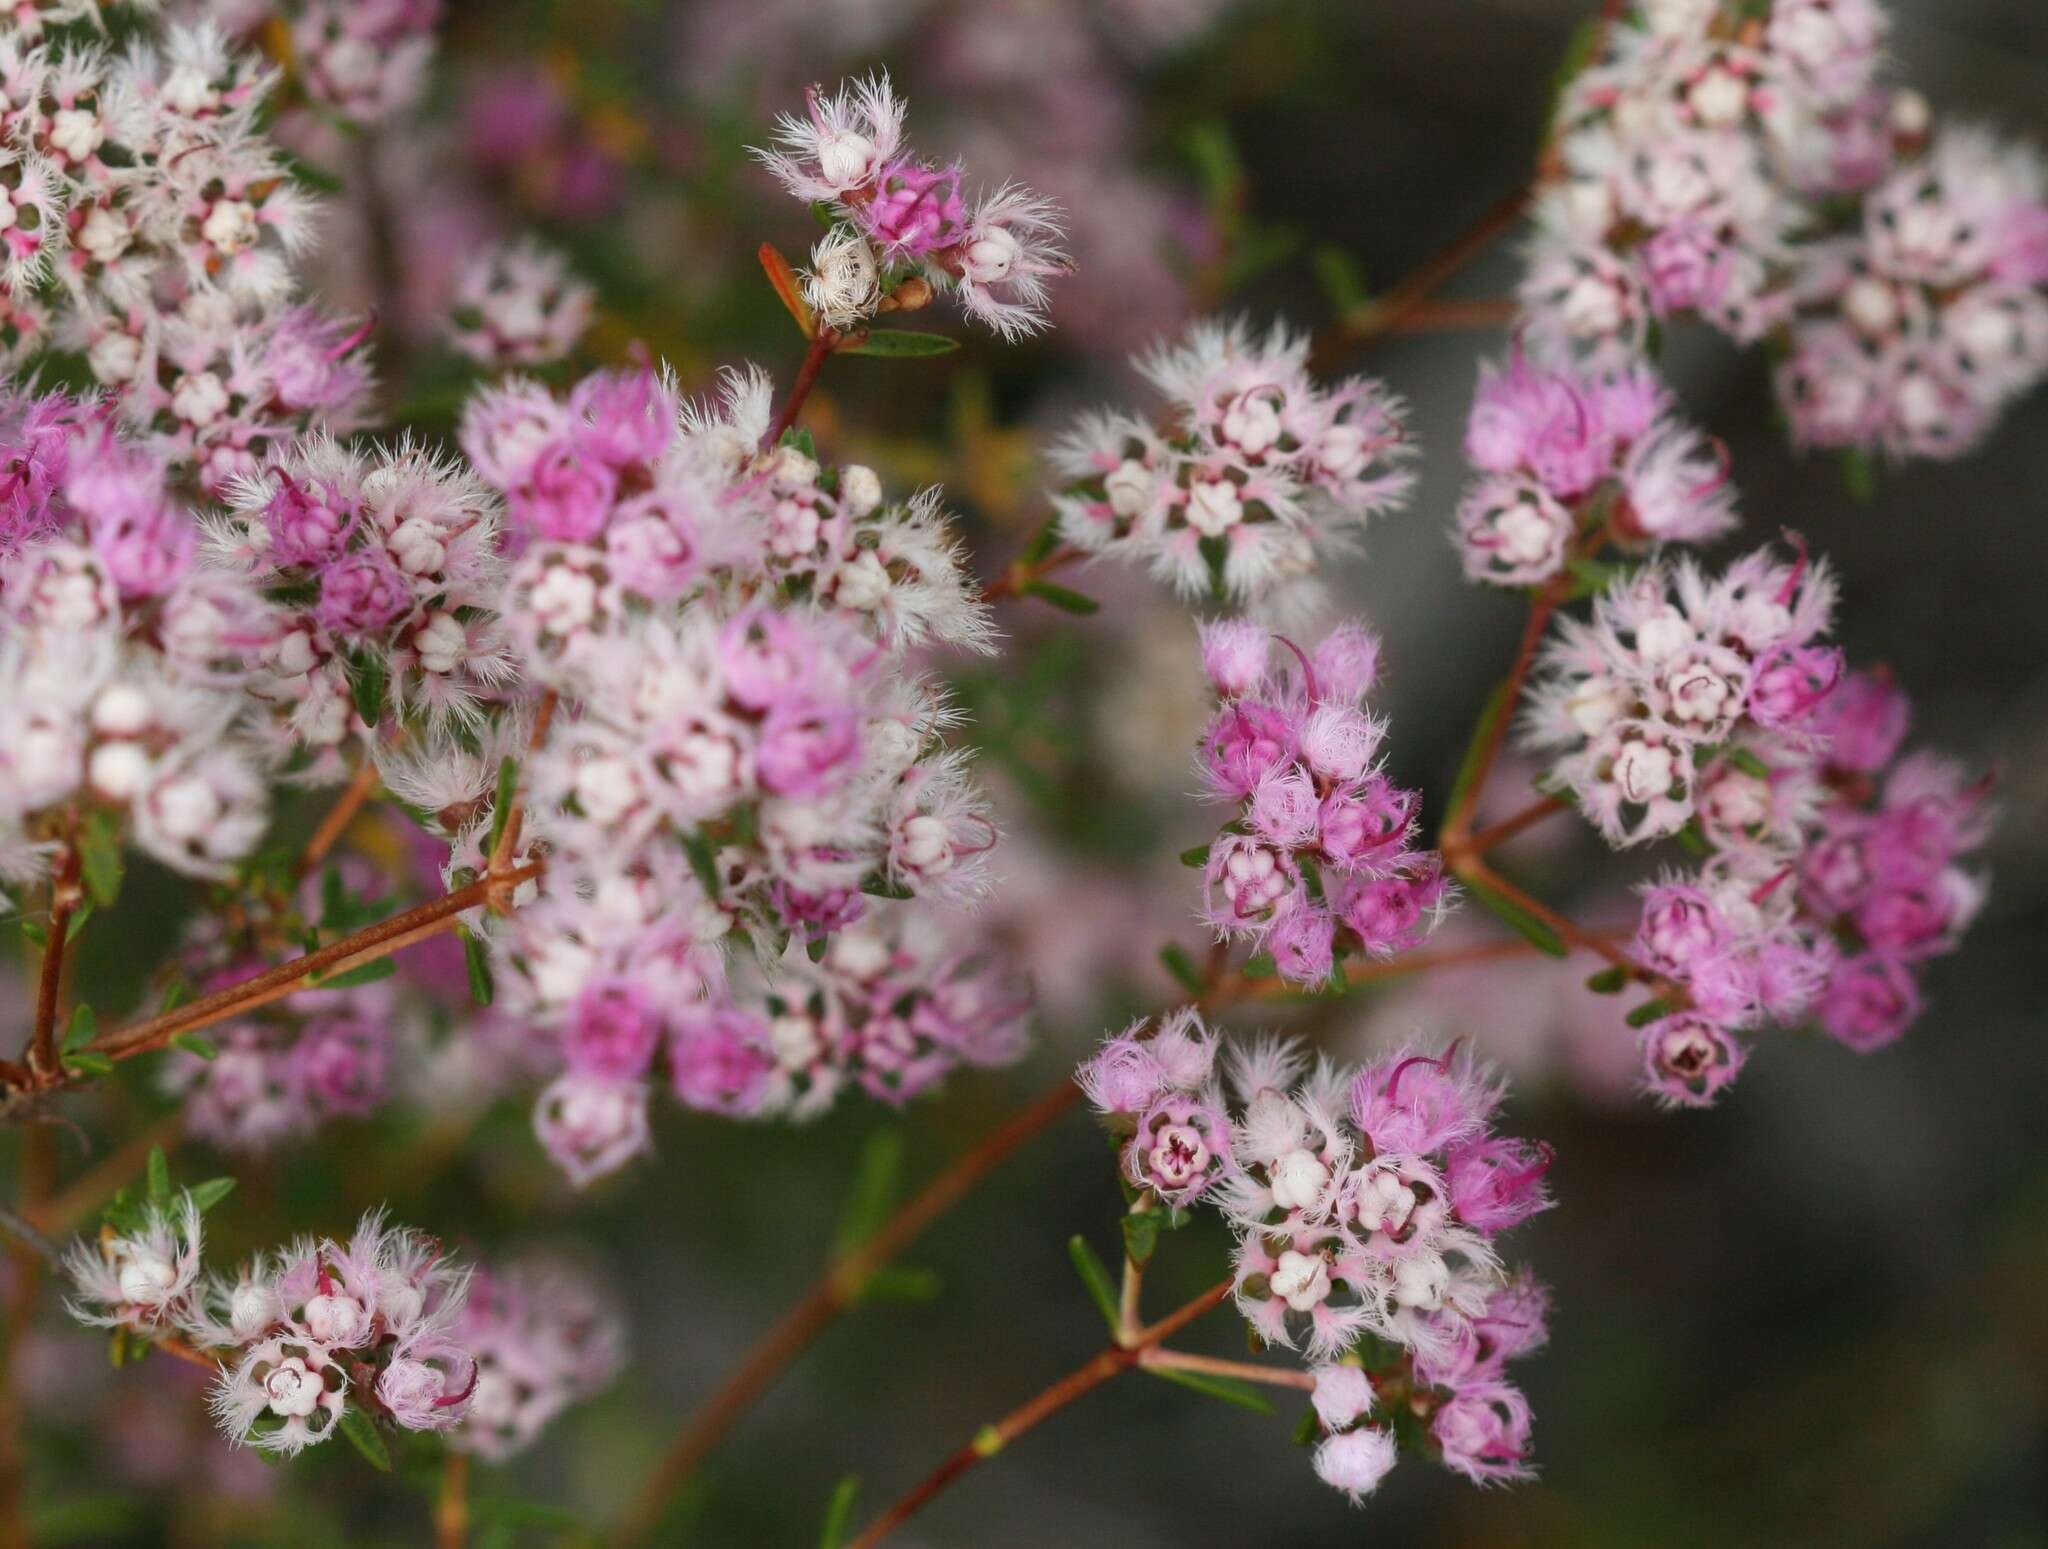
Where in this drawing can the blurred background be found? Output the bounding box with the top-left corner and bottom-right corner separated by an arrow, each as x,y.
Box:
6,0 -> 2047,1544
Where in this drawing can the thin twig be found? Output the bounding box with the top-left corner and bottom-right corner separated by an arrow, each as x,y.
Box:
979,544 -> 1086,605
436,1450 -> 471,1549
1137,1347 -> 1317,1390
762,329 -> 840,449
0,1208 -> 57,1269
295,759 -> 382,881
27,840 -> 82,1078
843,1280 -> 1232,1549
1464,794 -> 1570,857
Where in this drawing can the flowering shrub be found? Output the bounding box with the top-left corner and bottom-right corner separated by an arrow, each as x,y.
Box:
0,1 -> 2029,1543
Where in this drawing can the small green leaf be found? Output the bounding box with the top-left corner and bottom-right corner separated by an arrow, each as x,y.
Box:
63,1052 -> 113,1078
1019,579 -> 1100,615
1066,1235 -> 1120,1333
839,330 -> 960,358
19,919 -> 45,947
1178,844 -> 1211,868
1463,877 -> 1568,958
62,1004 -> 98,1053
1240,952 -> 1277,981
80,809 -> 124,909
1625,996 -> 1675,1029
1675,821 -> 1709,858
64,901 -> 93,942
1584,966 -> 1629,995
833,1130 -> 903,1258
344,650 -> 388,728
972,1423 -> 1004,1457
1447,680 -> 1514,824
857,1265 -> 941,1303
1725,746 -> 1772,780
818,1474 -> 861,1549
1565,556 -> 1628,601
462,929 -> 495,1006
171,1033 -> 218,1061
1184,119 -> 1243,210
1313,243 -> 1367,316
484,756 -> 519,859
185,1178 -> 237,1215
779,425 -> 818,459
1143,1365 -> 1276,1414
278,150 -> 346,194
467,1497 -> 588,1532
1020,514 -> 1063,565
313,958 -> 398,989
1840,447 -> 1877,505
1158,943 -> 1204,995
146,1146 -> 171,1209
336,1406 -> 391,1471
1291,1406 -> 1323,1446
680,829 -> 720,898
1121,1209 -> 1163,1268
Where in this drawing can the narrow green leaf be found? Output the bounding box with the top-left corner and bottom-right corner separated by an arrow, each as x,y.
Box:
63,1052 -> 113,1077
1675,821 -> 1709,858
19,919 -> 45,947
818,1475 -> 861,1549
1178,844 -> 1211,868
680,829 -> 720,898
1240,952 -> 1277,981
336,1406 -> 391,1471
1121,1209 -> 1163,1268
833,1130 -> 903,1258
159,978 -> 190,1013
1584,966 -> 1629,995
1019,579 -> 1100,615
462,929 -> 495,1006
468,1497 -> 588,1532
1184,119 -> 1243,209
146,1146 -> 171,1209
344,650 -> 388,728
1840,447 -> 1877,505
1313,243 -> 1367,315
1625,996 -> 1675,1029
313,958 -> 398,989
857,1265 -> 941,1303
1020,514 -> 1063,565
64,901 -> 92,942
485,756 -> 519,858
1158,943 -> 1204,994
79,809 -> 124,909
1725,747 -> 1772,779
1291,1406 -> 1323,1446
839,329 -> 960,358
1447,680 -> 1514,823
63,1004 -> 97,1053
171,1033 -> 218,1061
185,1177 -> 236,1215
1143,1365 -> 1276,1415
1066,1235 -> 1120,1333
1463,877 -> 1568,958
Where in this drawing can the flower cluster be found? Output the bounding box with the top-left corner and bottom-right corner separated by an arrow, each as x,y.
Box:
1625,666 -> 1988,1105
1523,0 -> 1889,361
66,1201 -> 478,1457
1079,1016 -> 1554,1502
1777,124 -> 2048,459
754,74 -> 1069,338
0,19 -> 377,491
1456,349 -> 1736,586
207,435 -> 510,772
1523,541 -> 1839,847
445,239 -> 595,369
1049,320 -> 1413,612
0,392 -> 276,893
1193,619 -> 1447,987
291,0 -> 443,126
447,1256 -> 623,1462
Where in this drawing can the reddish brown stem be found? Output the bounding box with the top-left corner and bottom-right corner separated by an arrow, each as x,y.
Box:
979,544 -> 1086,605
295,758 -> 382,881
1138,1347 -> 1318,1390
1464,794 -> 1570,857
27,842 -> 82,1078
77,861 -> 541,1068
844,1280 -> 1232,1549
436,1450 -> 471,1549
1382,297 -> 1521,332
612,1075 -> 1088,1548
762,329 -> 840,449
1308,184 -> 1532,374
1462,858 -> 1638,976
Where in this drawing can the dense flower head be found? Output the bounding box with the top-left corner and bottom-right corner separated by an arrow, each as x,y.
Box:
1049,319 -> 1413,613
1776,123 -> 2048,459
1523,539 -> 1839,846
1191,619 -> 1448,986
291,0 -> 443,126
1456,349 -> 1736,586
1611,663 -> 1988,1106
752,74 -> 1070,338
1080,1017 -> 1553,1505
445,239 -> 595,369
447,1256 -> 623,1461
66,1201 -> 480,1458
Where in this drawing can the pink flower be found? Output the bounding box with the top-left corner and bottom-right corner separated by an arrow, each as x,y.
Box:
1444,1136 -> 1555,1233
1817,953 -> 1921,1051
564,979 -> 662,1081
1816,668 -> 1911,772
1432,1381 -> 1535,1484
668,1007 -> 777,1117
532,1072 -> 651,1188
1312,1426 -> 1399,1503
1638,1015 -> 1747,1108
316,549 -> 411,635
1126,1093 -> 1233,1206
